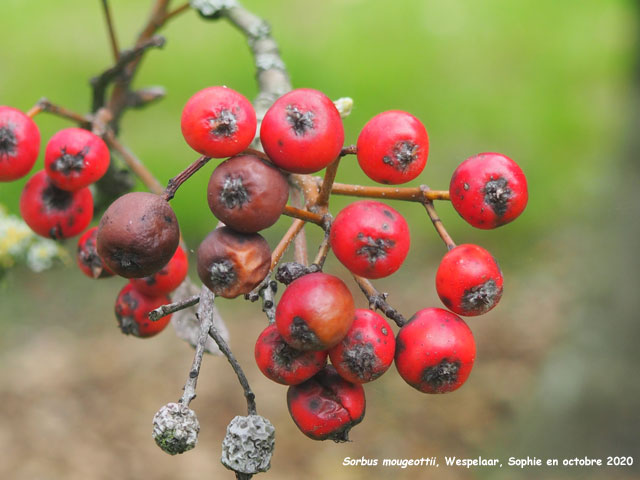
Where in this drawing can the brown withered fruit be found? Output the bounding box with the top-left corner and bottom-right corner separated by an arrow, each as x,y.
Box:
197,226 -> 271,298
97,192 -> 180,278
207,152 -> 289,233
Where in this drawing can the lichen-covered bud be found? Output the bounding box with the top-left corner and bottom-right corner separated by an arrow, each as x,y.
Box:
221,415 -> 275,475
152,402 -> 200,455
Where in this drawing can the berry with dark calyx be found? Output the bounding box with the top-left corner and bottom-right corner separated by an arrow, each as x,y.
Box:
436,244 -> 503,316
330,200 -> 410,279
207,152 -> 289,233
395,308 -> 476,394
97,192 -> 180,278
255,324 -> 328,385
114,283 -> 172,338
329,308 -> 395,384
19,170 -> 93,239
77,226 -> 114,279
450,152 -> 528,229
0,106 -> 41,182
287,365 -> 365,442
181,86 -> 256,158
130,245 -> 189,296
356,110 -> 429,184
260,88 -> 344,174
44,127 -> 110,191
152,402 -> 200,455
275,272 -> 355,351
197,226 -> 270,299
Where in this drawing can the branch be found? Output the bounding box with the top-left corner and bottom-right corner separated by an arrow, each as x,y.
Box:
422,196 -> 456,251
290,180 -> 308,266
352,275 -> 406,327
100,0 -> 121,62
331,182 -> 450,202
149,294 -> 200,322
316,157 -> 341,209
164,155 -> 212,201
28,98 -> 91,127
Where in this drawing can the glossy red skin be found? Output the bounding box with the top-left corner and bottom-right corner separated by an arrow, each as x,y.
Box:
436,244 -> 503,316
114,283 -> 171,338
287,366 -> 365,441
254,324 -> 328,385
0,106 -> 41,181
181,86 -> 256,158
356,110 -> 429,185
20,170 -> 93,239
77,226 -> 114,279
276,272 -> 355,351
450,152 -> 528,229
130,245 -> 188,296
329,309 -> 395,384
44,127 -> 110,191
330,200 -> 410,279
260,88 -> 344,174
395,308 -> 476,394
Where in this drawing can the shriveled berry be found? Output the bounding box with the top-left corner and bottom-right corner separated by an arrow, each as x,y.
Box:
436,244 -> 503,316
356,110 -> 429,184
330,200 -> 410,279
395,308 -> 476,394
44,127 -> 110,191
255,324 -> 327,385
114,283 -> 171,338
181,86 -> 256,158
197,227 -> 270,298
450,152 -> 528,229
275,272 -> 355,351
329,309 -> 395,383
97,192 -> 180,278
260,88 -> 344,174
207,152 -> 289,232
19,170 -> 93,239
130,245 -> 189,296
287,366 -> 365,442
0,105 -> 41,182
77,226 -> 114,279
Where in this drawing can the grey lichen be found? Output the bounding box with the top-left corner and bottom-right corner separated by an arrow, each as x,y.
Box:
152,403 -> 200,455
221,415 -> 275,475
190,0 -> 237,17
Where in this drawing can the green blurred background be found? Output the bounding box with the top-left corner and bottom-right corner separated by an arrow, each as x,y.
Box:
1,1 -> 638,479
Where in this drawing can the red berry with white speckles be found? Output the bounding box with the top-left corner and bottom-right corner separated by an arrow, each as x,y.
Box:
130,245 -> 189,296
260,88 -> 344,174
0,106 -> 41,182
395,308 -> 476,394
450,152 -> 528,229
77,226 -> 114,279
436,244 -> 503,316
287,365 -> 365,441
330,200 -> 410,279
254,324 -> 328,385
114,283 -> 171,338
356,110 -> 429,185
20,170 -> 94,239
44,127 -> 110,191
328,309 -> 395,384
181,86 -> 256,158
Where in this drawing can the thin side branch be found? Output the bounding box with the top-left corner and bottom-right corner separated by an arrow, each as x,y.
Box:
30,98 -> 92,127
282,205 -> 325,226
149,295 -> 200,322
423,198 -> 456,250
290,181 -> 308,266
331,182 -> 450,202
101,0 -> 121,62
353,275 -> 406,327
316,157 -> 341,208
313,229 -> 332,267
161,1 -> 190,23
164,155 -> 212,201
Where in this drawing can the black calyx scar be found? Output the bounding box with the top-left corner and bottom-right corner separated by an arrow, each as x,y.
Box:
0,125 -> 18,158
356,233 -> 394,265
286,105 -> 315,136
209,259 -> 237,287
461,279 -> 500,313
219,175 -> 250,209
209,109 -> 238,137
483,176 -> 512,217
382,140 -> 420,172
422,358 -> 460,390
50,146 -> 90,176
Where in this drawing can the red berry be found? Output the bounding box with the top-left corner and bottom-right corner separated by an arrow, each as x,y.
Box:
287,366 -> 365,442
114,283 -> 171,338
356,110 -> 429,184
44,127 -> 110,191
254,324 -> 327,385
181,86 -> 256,158
330,200 -> 410,279
395,308 -> 476,394
77,226 -> 114,279
450,152 -> 528,229
19,170 -> 93,239
260,88 -> 344,174
130,245 -> 189,296
276,272 -> 355,351
435,244 -> 503,316
328,309 -> 395,384
0,106 -> 41,182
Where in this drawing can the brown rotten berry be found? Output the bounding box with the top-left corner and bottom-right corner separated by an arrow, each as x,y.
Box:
207,152 -> 289,233
197,227 -> 270,298
97,192 -> 180,278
